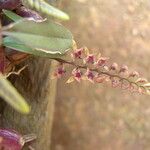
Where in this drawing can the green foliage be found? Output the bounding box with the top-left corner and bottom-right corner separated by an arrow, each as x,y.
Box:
0,3 -> 73,114
0,74 -> 30,114
2,19 -> 73,56
23,0 -> 70,20
0,12 -> 29,114
3,36 -> 67,58
3,9 -> 22,22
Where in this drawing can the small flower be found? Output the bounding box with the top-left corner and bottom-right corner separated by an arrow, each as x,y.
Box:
72,68 -> 82,82
129,71 -> 140,78
136,78 -> 148,83
50,46 -> 150,95
111,79 -> 120,88
119,65 -> 128,73
95,57 -> 109,67
110,63 -> 118,71
138,87 -> 145,94
85,68 -> 95,82
71,48 -> 83,60
84,54 -> 95,64
103,65 -> 109,72
120,80 -> 130,90
95,75 -> 107,83
53,65 -> 66,78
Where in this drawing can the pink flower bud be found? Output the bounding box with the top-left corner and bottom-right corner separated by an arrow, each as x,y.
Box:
72,68 -> 82,82
120,80 -> 130,90
85,69 -> 95,82
136,78 -> 147,83
138,87 -> 144,94
110,63 -> 118,71
95,76 -> 106,83
129,71 -> 139,78
71,48 -> 83,59
111,79 -> 120,88
84,54 -> 95,64
119,65 -> 128,73
54,65 -> 66,78
95,57 -> 109,66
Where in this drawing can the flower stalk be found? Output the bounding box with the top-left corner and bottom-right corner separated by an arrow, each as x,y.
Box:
53,47 -> 150,95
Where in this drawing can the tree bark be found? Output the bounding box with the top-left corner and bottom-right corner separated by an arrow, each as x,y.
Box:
2,58 -> 57,150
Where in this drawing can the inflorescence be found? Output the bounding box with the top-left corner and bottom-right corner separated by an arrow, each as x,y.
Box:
53,47 -> 150,95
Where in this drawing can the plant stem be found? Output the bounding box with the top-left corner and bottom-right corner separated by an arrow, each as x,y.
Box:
53,58 -> 147,91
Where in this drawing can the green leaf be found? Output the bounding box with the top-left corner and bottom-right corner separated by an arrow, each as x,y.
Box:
3,9 -> 22,22
3,36 -> 65,58
2,19 -> 73,55
0,74 -> 30,114
23,0 -> 69,20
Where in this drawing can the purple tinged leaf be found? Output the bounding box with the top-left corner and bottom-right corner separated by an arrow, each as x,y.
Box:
0,0 -> 21,10
0,129 -> 23,150
0,129 -> 36,150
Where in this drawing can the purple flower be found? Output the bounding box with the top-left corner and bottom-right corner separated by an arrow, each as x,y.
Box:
84,54 -> 95,64
72,68 -> 82,82
95,57 -> 109,67
110,63 -> 118,71
54,65 -> 66,78
129,71 -> 139,78
85,69 -> 95,82
71,48 -> 83,60
119,65 -> 128,73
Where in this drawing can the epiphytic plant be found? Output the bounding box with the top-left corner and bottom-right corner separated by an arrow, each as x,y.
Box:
0,0 -> 73,114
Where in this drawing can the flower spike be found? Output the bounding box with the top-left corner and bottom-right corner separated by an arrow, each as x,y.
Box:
53,47 -> 150,95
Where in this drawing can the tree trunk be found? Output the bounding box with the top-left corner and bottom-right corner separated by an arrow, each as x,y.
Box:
2,58 -> 57,150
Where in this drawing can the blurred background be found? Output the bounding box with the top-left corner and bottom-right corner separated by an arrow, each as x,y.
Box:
51,0 -> 150,150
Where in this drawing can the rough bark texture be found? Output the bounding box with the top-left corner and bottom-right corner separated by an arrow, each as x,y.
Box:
2,58 -> 57,150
